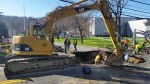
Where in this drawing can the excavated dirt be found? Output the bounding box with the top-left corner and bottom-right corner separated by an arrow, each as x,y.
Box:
73,50 -> 113,64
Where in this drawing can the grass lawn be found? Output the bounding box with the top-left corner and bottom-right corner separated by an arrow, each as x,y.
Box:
0,53 -> 5,57
54,36 -> 146,49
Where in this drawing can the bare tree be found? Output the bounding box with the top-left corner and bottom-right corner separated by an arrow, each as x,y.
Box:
56,18 -> 70,31
70,12 -> 93,44
55,11 -> 93,44
10,19 -> 22,35
108,0 -> 128,41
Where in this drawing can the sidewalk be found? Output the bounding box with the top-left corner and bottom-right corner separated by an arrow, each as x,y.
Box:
54,42 -> 96,51
54,42 -> 110,52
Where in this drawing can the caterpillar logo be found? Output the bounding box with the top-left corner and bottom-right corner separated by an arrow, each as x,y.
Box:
75,7 -> 90,13
78,8 -> 84,12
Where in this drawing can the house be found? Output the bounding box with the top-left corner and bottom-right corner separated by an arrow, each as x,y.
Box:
128,19 -> 150,37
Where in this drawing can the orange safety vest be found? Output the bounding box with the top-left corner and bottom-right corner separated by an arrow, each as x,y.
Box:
124,39 -> 129,44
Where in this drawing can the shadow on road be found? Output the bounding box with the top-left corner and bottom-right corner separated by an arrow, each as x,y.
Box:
4,64 -> 150,84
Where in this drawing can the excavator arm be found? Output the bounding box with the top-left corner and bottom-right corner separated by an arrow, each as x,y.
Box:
99,0 -> 124,66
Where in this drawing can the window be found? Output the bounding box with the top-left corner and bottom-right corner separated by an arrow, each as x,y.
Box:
33,25 -> 42,36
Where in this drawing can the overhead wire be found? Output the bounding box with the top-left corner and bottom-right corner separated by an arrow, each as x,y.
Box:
124,7 -> 150,15
122,14 -> 150,19
126,4 -> 150,12
122,0 -> 150,18
108,0 -> 150,18
129,0 -> 150,6
122,12 -> 150,18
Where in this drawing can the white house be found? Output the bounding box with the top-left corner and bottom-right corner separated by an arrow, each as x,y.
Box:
128,19 -> 150,37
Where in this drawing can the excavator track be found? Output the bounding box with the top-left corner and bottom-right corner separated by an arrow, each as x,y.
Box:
5,54 -> 75,73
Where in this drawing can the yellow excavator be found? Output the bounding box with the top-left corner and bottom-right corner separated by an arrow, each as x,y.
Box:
5,0 -> 125,73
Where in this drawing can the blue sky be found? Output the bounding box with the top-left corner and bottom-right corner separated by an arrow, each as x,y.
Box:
0,0 -> 69,17
123,0 -> 150,18
0,0 -> 150,18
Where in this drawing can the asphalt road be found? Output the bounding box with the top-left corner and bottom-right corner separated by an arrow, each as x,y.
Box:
0,63 -> 150,84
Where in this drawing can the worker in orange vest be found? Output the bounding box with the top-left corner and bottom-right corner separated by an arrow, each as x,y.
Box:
123,39 -> 129,50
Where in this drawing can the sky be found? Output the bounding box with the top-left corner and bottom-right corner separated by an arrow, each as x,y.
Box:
0,0 -> 150,18
0,0 -> 69,17
122,0 -> 150,18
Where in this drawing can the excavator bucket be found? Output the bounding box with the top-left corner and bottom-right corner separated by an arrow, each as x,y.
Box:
105,53 -> 124,66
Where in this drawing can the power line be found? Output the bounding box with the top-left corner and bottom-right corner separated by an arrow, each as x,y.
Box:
124,7 -> 150,15
126,4 -> 150,12
122,14 -> 147,19
122,12 -> 150,18
129,0 -> 150,5
108,1 -> 150,18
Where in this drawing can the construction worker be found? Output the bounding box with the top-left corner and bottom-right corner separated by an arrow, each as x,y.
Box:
95,51 -> 103,64
123,39 -> 129,50
73,38 -> 77,51
142,39 -> 147,50
4,45 -> 11,54
64,37 -> 68,53
67,37 -> 71,49
124,53 -> 129,63
135,42 -> 142,55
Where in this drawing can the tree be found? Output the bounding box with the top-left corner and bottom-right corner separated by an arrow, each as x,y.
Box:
10,17 -> 23,36
0,22 -> 8,40
71,13 -> 93,44
108,0 -> 128,41
55,17 -> 71,38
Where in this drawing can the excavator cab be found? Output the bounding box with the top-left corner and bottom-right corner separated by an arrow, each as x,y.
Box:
28,24 -> 42,37
28,19 -> 42,37
33,24 -> 42,36
27,19 -> 45,39
32,24 -> 46,39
